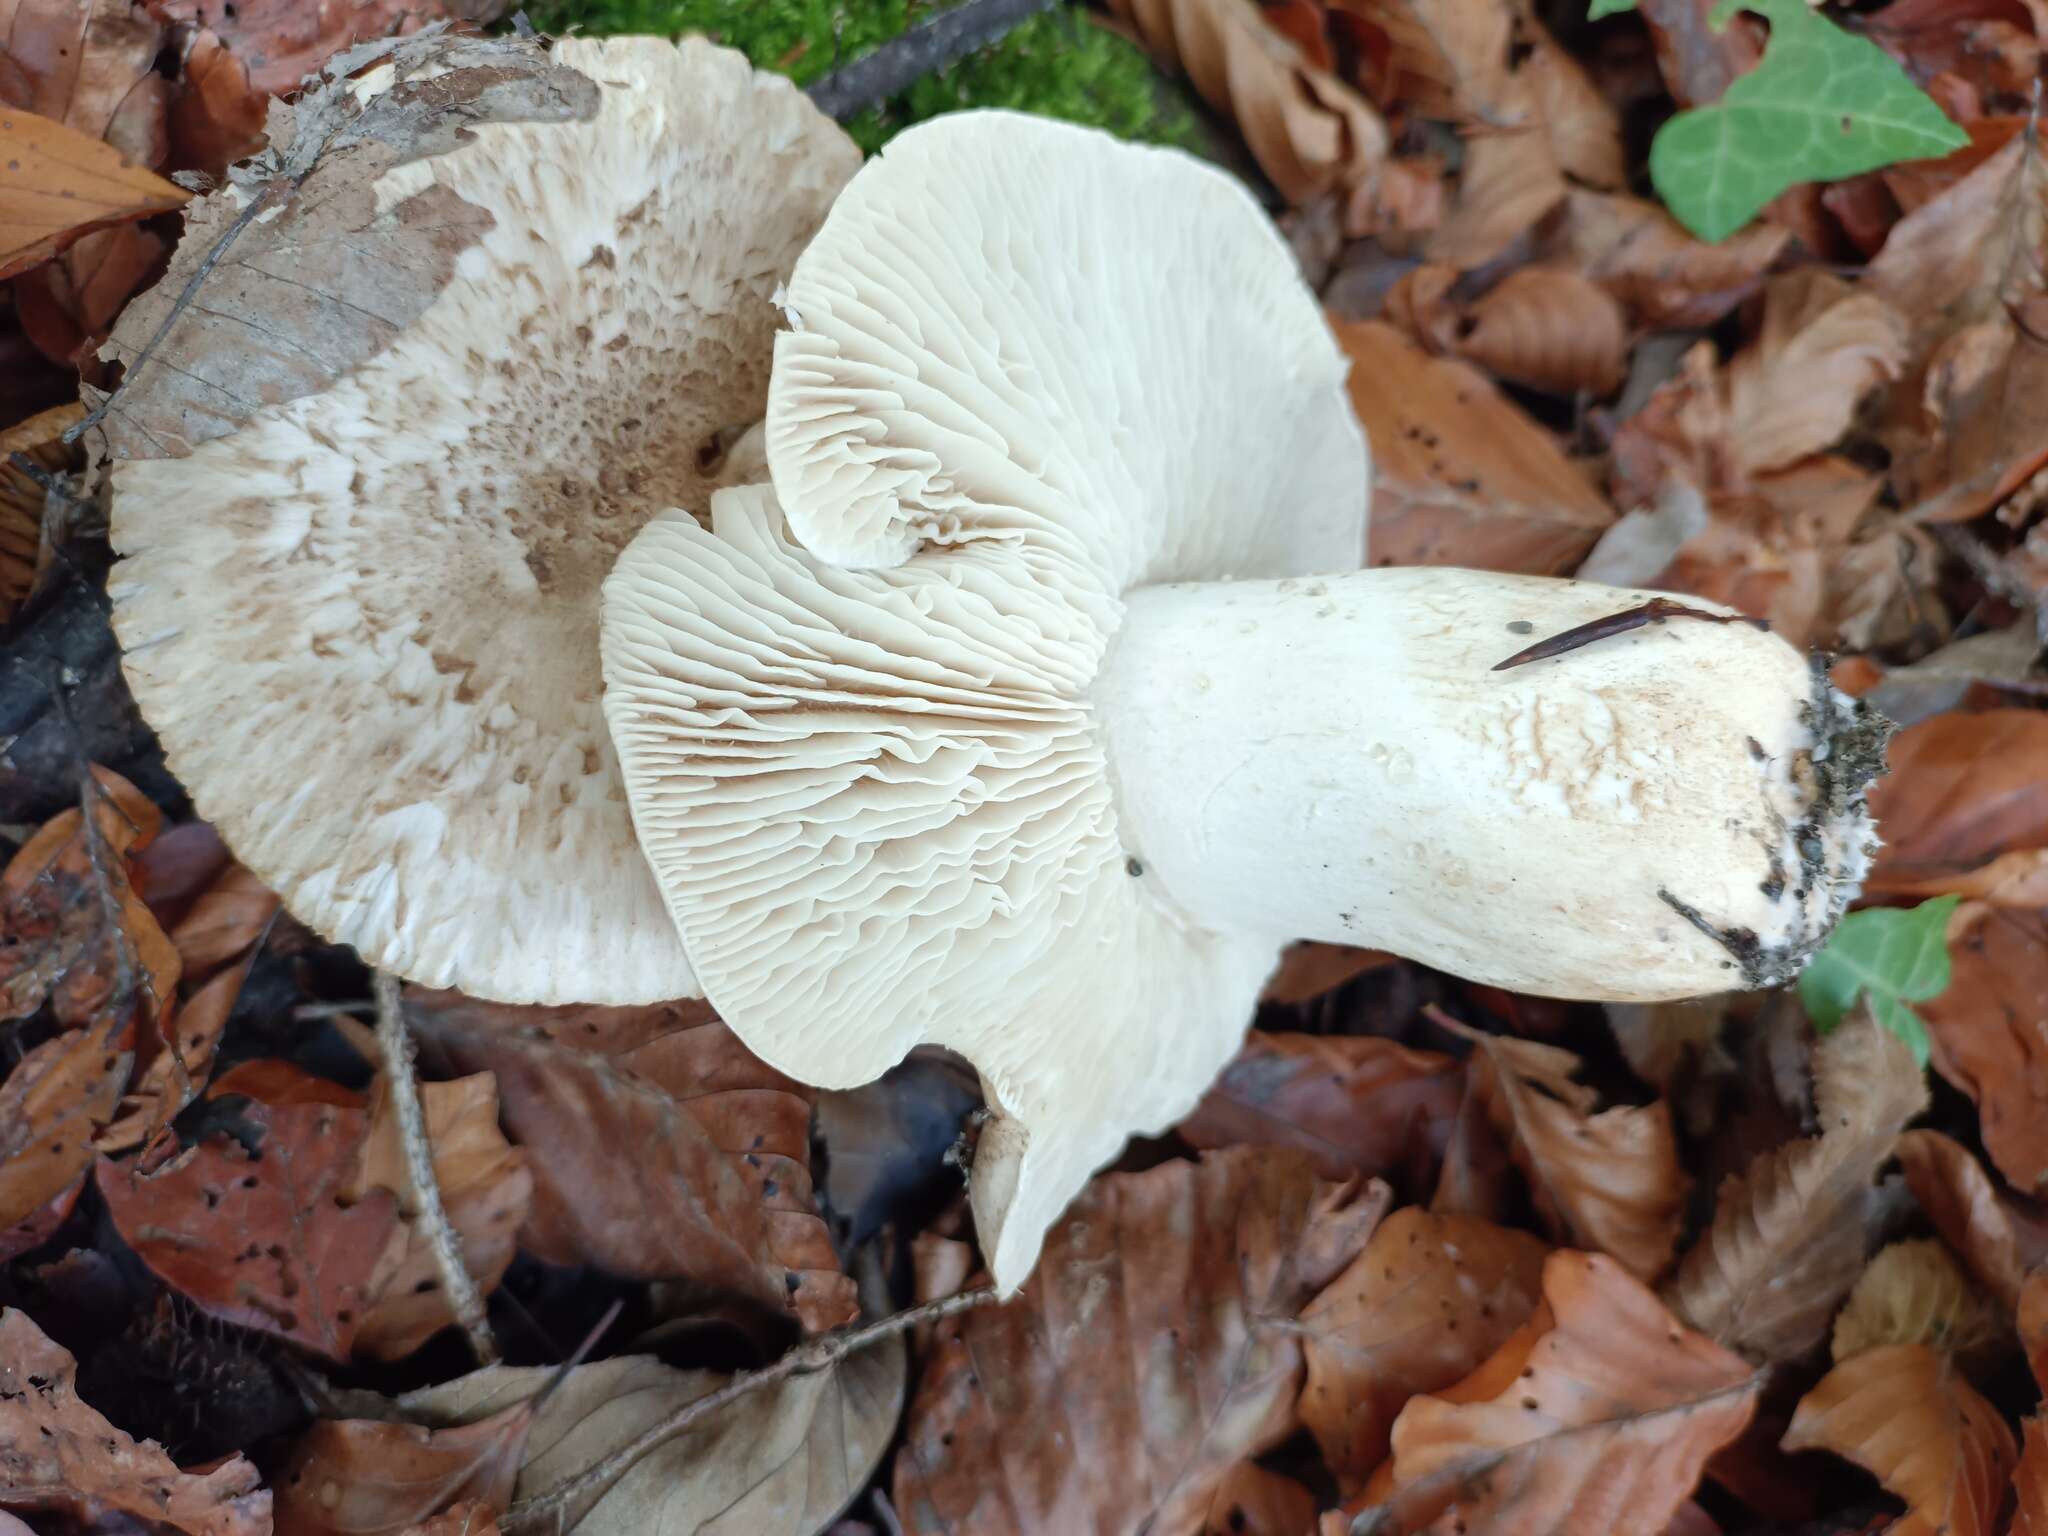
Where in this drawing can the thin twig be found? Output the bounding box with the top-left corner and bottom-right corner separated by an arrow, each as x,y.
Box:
503,1285 -> 1002,1535
292,999 -> 375,1021
372,969 -> 499,1365
806,0 -> 1059,119
871,1488 -> 909,1536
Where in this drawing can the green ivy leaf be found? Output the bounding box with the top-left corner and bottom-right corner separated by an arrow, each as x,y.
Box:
1798,894 -> 1961,1064
1648,0 -> 1968,241
1589,0 -> 1638,16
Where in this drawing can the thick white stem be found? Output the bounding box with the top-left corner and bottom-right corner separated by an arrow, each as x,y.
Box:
1098,567 -> 1885,1002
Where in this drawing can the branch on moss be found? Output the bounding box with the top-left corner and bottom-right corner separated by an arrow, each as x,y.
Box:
808,0 -> 1060,119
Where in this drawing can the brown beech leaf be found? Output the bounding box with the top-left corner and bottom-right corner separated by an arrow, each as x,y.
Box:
1451,267 -> 1629,397
165,29 -> 268,177
1865,710 -> 2048,897
1455,1022 -> 1688,1281
1867,135 -> 2048,524
894,1150 -> 1388,1534
1782,1343 -> 2016,1536
1176,1031 -> 1462,1190
1553,190 -> 1787,331
1667,1013 -> 1927,1363
1830,1239 -> 2007,1368
1299,1205 -> 1549,1489
0,1173 -> 80,1263
2017,1418 -> 2048,1536
0,1021 -> 130,1229
0,106 -> 185,282
97,1094 -> 406,1359
0,1306 -> 271,1534
344,1072 -> 533,1362
1336,319 -> 1614,573
1917,903 -> 2048,1193
1,0 -> 167,149
1722,274 -> 1908,481
409,989 -> 856,1334
1105,0 -> 1390,226
402,1338 -> 903,1536
274,1398 -> 531,1536
1364,1251 -> 1761,1536
1196,1463 -> 1314,1536
0,766 -> 176,1028
1427,128 -> 1566,271
168,861 -> 279,978
1896,1128 -> 2048,1308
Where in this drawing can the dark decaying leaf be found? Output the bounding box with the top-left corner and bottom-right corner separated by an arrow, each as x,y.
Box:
1666,1013 -> 1927,1362
1298,1204 -> 1549,1489
97,1094 -> 405,1359
894,1149 -> 1388,1535
410,989 -> 857,1333
1361,1251 -> 1762,1536
0,1306 -> 271,1535
1175,1030 -> 1462,1190
814,1049 -> 982,1249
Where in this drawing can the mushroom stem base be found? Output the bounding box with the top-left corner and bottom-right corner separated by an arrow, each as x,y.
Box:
1096,567 -> 1883,1001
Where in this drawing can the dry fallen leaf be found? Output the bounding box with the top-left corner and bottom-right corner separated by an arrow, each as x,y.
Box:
1363,1250 -> 1762,1536
1298,1205 -> 1549,1489
1455,1021 -> 1689,1282
1782,1343 -> 2016,1536
97,1091 -> 406,1359
346,1071 -> 533,1362
1722,273 -> 1908,482
1866,134 -> 2048,525
1105,0 -> 1390,229
1451,267 -> 1630,397
411,989 -> 857,1334
1335,319 -> 1615,573
274,1397 -> 532,1536
1196,1463 -> 1315,1536
1552,190 -> 1787,331
92,31 -> 599,462
403,1338 -> 904,1536
1917,902 -> 2048,1194
1895,1127 -> 2048,1309
2018,1418 -> 2048,1536
1175,1031 -> 1462,1191
1830,1239 -> 2007,1368
893,1150 -> 1387,1534
1667,1013 -> 1928,1363
1864,709 -> 2048,899
0,105 -> 186,282
0,1306 -> 271,1534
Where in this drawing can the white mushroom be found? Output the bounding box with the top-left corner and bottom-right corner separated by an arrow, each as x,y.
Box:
600,112 -> 1884,1290
108,37 -> 859,1004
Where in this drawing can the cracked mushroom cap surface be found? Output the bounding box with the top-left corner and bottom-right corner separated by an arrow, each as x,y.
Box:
601,112 -> 1370,1289
108,36 -> 859,1004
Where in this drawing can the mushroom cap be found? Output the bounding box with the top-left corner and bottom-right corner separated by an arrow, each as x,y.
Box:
109,37 -> 859,1004
602,112 -> 1368,1287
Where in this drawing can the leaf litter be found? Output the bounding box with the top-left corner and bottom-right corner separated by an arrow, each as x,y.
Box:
9,0 -> 2048,1530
